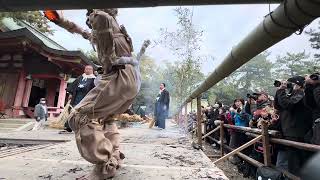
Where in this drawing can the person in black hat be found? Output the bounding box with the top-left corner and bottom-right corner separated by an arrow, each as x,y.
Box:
304,73 -> 320,145
274,75 -> 313,176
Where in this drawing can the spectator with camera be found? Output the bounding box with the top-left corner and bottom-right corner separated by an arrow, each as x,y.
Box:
304,72 -> 320,145
248,92 -> 271,113
229,98 -> 251,164
246,92 -> 273,128
274,75 -> 313,176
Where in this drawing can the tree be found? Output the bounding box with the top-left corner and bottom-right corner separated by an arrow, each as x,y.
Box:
306,21 -> 320,59
0,11 -> 53,34
233,52 -> 274,96
207,79 -> 242,105
205,52 -> 275,106
139,55 -> 158,81
158,7 -> 206,108
274,51 -> 318,79
85,49 -> 100,65
132,56 -> 165,114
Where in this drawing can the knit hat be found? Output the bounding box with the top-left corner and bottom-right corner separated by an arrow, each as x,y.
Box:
287,76 -> 305,87
254,91 -> 268,97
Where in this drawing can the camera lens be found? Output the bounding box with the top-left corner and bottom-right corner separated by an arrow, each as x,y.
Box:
287,83 -> 293,89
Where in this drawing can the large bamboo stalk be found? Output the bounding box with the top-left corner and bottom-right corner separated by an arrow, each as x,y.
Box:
177,0 -> 320,112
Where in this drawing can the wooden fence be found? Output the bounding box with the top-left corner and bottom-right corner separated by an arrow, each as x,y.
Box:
176,98 -> 320,180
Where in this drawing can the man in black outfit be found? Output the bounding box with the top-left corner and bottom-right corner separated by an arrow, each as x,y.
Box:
64,65 -> 96,132
304,73 -> 320,145
274,76 -> 313,176
154,83 -> 170,129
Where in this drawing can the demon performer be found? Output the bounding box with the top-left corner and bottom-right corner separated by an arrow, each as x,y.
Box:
45,9 -> 150,179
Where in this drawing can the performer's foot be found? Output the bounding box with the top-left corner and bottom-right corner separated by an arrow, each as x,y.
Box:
76,160 -> 118,180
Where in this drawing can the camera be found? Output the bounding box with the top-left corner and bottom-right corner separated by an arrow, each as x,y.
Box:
274,80 -> 293,89
274,80 -> 281,87
310,73 -> 320,81
247,93 -> 258,100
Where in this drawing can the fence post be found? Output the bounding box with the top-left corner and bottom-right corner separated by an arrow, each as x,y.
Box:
184,105 -> 188,118
203,111 -> 207,143
220,121 -> 224,157
197,96 -> 202,148
184,105 -> 188,132
179,109 -> 183,126
261,120 -> 271,166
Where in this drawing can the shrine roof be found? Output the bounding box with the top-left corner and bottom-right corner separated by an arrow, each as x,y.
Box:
0,18 -> 96,68
1,18 -> 66,51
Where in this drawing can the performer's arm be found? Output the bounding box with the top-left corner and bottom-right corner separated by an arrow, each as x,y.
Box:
136,40 -> 151,61
44,10 -> 92,40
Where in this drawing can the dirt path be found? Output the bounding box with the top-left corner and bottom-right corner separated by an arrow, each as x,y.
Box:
0,120 -> 229,180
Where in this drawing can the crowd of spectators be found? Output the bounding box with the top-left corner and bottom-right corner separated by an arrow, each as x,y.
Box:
187,73 -> 320,178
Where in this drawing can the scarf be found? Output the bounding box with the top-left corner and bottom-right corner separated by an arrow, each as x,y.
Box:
82,73 -> 96,81
156,88 -> 165,101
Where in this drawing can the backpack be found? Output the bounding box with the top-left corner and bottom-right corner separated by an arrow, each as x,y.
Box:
256,166 -> 284,180
238,149 -> 263,178
305,118 -> 320,145
311,119 -> 320,145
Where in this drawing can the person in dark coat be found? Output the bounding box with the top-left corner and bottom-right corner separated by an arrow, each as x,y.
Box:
63,65 -> 96,132
304,74 -> 320,145
154,83 -> 170,129
274,76 -> 313,176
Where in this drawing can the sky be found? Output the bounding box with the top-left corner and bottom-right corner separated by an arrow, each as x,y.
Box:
47,4 -> 319,75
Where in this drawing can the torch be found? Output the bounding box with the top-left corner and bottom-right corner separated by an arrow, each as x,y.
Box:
43,10 -> 91,40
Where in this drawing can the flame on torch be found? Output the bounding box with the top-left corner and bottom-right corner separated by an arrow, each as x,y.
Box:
44,10 -> 60,23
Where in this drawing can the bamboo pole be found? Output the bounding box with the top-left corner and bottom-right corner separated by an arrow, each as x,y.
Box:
214,135 -> 262,164
197,96 -> 202,148
179,0 -> 320,107
220,121 -> 224,157
202,126 -> 220,139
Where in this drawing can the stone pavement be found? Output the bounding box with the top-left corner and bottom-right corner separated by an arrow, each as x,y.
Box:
0,120 -> 228,180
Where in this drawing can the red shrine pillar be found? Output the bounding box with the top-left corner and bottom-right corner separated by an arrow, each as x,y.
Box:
13,70 -> 26,116
57,78 -> 67,109
22,79 -> 33,107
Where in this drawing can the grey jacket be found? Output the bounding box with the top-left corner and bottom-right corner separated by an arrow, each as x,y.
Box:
34,104 -> 48,121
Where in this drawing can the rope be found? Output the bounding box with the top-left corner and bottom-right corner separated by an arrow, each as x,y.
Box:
265,0 -> 311,36
284,0 -> 306,35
